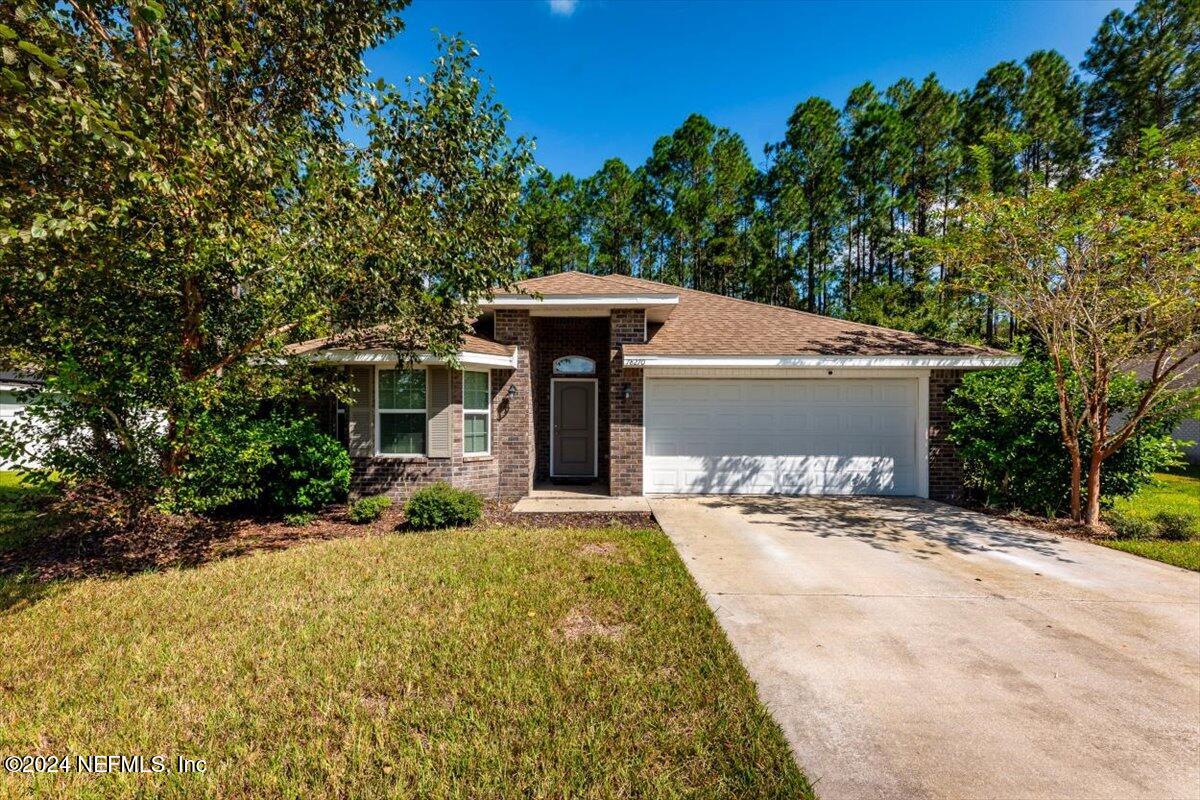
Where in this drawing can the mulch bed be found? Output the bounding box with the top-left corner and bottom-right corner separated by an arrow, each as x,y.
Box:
968,504 -> 1116,542
0,500 -> 658,583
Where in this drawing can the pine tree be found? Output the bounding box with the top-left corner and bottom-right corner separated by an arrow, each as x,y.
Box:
776,98 -> 844,312
1084,0 -> 1200,157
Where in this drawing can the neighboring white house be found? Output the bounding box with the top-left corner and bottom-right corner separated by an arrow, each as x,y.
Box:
1123,355 -> 1200,466
0,371 -> 42,469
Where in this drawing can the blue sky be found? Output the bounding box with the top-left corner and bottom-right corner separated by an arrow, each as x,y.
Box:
366,0 -> 1131,176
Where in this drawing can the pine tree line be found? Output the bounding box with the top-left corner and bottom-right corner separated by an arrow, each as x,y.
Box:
517,0 -> 1198,344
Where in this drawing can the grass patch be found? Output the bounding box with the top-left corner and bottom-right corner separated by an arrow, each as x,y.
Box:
1104,538 -> 1200,571
0,470 -> 56,554
1110,464 -> 1200,521
1105,465 -> 1200,571
0,525 -> 811,799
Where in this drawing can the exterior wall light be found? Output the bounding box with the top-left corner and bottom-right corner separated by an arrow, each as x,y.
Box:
507,384 -> 518,400
622,383 -> 633,401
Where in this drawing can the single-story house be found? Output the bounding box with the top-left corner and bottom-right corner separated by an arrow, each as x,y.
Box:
289,272 -> 1020,501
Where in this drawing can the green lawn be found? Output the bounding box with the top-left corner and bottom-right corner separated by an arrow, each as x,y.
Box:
0,470 -> 55,554
0,518 -> 811,798
1105,464 -> 1200,571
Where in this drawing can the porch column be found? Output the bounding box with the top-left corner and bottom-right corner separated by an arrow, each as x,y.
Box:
609,309 -> 645,496
494,309 -> 535,500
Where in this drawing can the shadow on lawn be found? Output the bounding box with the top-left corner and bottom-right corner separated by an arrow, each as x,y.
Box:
0,498 -> 659,613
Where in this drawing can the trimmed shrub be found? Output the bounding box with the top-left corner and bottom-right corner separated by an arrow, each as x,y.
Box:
1104,510 -> 1155,540
259,417 -> 350,511
348,495 -> 392,524
404,483 -> 482,530
1152,511 -> 1200,542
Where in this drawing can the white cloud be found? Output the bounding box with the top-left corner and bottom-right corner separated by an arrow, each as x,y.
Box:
548,0 -> 578,17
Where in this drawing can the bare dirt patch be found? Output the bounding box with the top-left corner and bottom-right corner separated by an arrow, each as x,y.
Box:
577,541 -> 624,558
555,607 -> 628,640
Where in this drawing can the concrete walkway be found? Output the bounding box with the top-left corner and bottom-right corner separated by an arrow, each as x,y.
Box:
512,483 -> 650,513
650,496 -> 1200,800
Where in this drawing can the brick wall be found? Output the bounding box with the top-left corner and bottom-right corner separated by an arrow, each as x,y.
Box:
609,308 -> 645,496
532,317 -> 609,482
350,368 -> 502,500
493,309 -> 535,500
929,369 -> 966,503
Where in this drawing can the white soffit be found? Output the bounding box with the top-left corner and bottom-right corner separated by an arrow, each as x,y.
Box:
305,349 -> 517,368
625,354 -> 1022,369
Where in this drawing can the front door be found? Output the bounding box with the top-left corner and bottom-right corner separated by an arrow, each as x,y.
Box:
552,380 -> 596,478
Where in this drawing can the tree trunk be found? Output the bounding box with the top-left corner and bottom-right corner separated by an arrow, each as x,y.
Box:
1084,449 -> 1103,527
1066,443 -> 1083,522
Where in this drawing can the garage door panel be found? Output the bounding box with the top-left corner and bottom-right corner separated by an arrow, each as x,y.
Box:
645,378 -> 919,496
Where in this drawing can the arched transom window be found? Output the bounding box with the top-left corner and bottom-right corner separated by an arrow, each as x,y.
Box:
553,356 -> 596,375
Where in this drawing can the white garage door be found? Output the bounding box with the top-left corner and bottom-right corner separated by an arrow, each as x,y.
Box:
644,378 -> 919,495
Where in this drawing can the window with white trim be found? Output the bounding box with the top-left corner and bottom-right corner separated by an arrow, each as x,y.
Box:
463,370 -> 490,455
377,368 -> 426,455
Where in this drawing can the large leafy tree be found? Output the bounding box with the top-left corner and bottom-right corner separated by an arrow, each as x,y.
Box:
0,2 -> 529,507
939,135 -> 1200,526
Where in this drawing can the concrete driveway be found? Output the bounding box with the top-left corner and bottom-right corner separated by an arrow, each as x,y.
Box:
650,496 -> 1200,800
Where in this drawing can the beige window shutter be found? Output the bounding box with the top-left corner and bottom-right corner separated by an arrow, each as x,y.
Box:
347,366 -> 374,457
426,366 -> 452,458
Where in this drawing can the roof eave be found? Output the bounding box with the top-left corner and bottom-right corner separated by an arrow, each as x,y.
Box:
481,293 -> 679,309
300,348 -> 517,369
622,354 -> 1022,369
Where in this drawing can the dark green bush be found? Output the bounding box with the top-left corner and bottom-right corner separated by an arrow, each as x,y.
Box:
259,417 -> 350,511
1104,510 -> 1155,540
403,482 -> 482,530
948,355 -> 1183,517
1152,511 -> 1200,542
168,412 -> 349,514
348,495 -> 392,524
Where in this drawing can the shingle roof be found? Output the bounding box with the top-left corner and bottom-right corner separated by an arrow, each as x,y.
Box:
1123,352 -> 1200,388
524,273 -> 1008,358
0,370 -> 42,387
509,271 -> 658,295
286,329 -> 513,358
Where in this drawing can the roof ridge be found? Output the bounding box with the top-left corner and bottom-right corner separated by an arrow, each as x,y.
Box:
597,273 -> 1010,357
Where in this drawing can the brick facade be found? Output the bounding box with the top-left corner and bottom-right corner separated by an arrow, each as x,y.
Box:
928,369 -> 966,503
350,369 -> 502,500
493,309 -> 535,500
338,308 -> 970,504
532,317 -> 610,482
608,308 -> 645,496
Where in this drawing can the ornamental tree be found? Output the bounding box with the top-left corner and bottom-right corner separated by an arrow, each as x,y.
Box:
938,134 -> 1200,526
0,2 -> 530,511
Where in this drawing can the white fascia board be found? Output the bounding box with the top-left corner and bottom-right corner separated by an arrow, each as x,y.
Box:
305,349 -> 517,368
481,293 -> 679,309
624,354 -> 1022,369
